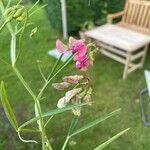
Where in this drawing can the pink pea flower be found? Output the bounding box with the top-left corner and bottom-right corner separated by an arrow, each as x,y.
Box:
56,39 -> 68,53
75,55 -> 90,71
70,40 -> 87,57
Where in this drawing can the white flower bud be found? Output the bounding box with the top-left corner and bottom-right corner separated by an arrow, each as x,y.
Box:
57,97 -> 66,108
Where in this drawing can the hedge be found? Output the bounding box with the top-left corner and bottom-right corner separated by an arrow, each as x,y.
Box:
31,0 -> 126,33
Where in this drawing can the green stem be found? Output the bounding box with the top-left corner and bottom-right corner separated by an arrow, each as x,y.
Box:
61,136 -> 70,150
47,54 -> 63,80
0,21 -> 7,32
37,55 -> 73,101
13,67 -> 36,99
13,66 -> 52,150
11,35 -> 16,66
44,116 -> 54,128
0,1 -> 53,150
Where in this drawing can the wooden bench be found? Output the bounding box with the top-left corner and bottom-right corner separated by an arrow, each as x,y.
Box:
84,0 -> 150,79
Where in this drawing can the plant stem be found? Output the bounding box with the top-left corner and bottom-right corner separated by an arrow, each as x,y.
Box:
61,136 -> 70,150
13,66 -> 52,150
37,55 -> 73,102
0,1 -> 53,150
47,54 -> 63,81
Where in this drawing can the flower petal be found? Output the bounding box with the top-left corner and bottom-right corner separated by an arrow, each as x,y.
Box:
56,39 -> 68,53
57,97 -> 66,108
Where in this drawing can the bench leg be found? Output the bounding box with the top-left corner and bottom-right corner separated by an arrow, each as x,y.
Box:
123,52 -> 131,80
140,45 -> 148,69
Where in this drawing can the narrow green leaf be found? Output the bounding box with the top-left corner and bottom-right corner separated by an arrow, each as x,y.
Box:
19,128 -> 40,133
68,116 -> 79,135
0,81 -> 18,130
70,109 -> 121,137
94,128 -> 130,150
19,102 -> 88,129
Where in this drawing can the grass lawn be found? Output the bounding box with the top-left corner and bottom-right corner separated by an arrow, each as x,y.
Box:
0,3 -> 150,150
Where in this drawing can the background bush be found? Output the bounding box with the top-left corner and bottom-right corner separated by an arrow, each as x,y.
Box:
42,0 -> 125,33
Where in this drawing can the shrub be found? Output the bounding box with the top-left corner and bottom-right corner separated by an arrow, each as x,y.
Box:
43,0 -> 125,33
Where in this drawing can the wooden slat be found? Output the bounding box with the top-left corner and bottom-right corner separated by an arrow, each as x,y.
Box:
117,22 -> 150,35
148,12 -> 150,28
132,3 -> 140,24
128,63 -> 141,74
122,0 -> 130,22
100,47 -> 135,66
131,51 -> 145,61
125,2 -> 133,23
129,0 -> 150,6
137,5 -> 145,25
128,3 -> 137,24
101,49 -> 126,64
96,42 -> 127,57
140,6 -> 148,26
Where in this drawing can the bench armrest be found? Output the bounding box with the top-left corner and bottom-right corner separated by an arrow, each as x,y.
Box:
107,11 -> 125,24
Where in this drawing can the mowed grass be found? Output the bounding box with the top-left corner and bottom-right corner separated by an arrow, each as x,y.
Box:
0,4 -> 150,150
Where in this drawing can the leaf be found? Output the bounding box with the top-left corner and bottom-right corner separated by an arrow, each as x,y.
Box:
19,102 -> 88,129
70,109 -> 121,137
30,27 -> 38,38
68,115 -> 79,135
94,128 -> 130,150
0,81 -> 18,131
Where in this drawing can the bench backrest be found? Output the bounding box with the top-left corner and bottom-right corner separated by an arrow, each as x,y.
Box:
122,0 -> 150,28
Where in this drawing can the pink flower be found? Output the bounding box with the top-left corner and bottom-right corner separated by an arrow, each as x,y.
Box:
70,40 -> 87,57
56,39 -> 68,53
75,55 -> 90,71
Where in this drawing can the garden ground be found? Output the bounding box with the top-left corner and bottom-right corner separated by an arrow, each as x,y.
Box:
0,5 -> 150,150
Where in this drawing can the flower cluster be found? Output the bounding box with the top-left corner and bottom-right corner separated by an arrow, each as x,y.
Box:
56,37 -> 97,71
52,75 -> 93,116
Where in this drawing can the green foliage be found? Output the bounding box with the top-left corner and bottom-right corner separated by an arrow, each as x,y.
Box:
43,0 -> 125,33
94,128 -> 130,150
0,3 -> 150,149
70,109 -> 121,137
29,0 -> 43,4
0,81 -> 18,131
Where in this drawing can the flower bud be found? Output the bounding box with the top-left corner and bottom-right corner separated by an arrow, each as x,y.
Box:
57,97 -> 66,108
16,11 -> 26,22
83,88 -> 93,105
63,75 -> 83,84
52,82 -> 70,90
89,50 -> 96,62
30,27 -> 38,38
13,6 -> 25,19
69,36 -> 77,44
65,88 -> 82,103
72,108 -> 81,116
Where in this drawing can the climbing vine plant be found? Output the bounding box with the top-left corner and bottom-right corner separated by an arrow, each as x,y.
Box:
0,0 -> 129,150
